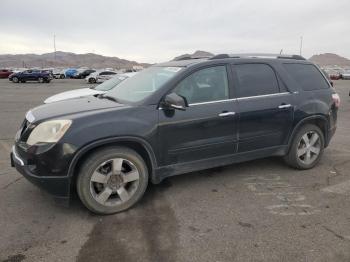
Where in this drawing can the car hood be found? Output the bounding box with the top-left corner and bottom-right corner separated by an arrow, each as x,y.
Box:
29,96 -> 126,123
44,88 -> 105,103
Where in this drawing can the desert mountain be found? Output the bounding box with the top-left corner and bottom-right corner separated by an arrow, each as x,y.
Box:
173,50 -> 214,60
0,51 -> 150,69
309,53 -> 350,67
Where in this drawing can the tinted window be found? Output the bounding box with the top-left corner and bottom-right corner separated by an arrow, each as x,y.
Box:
283,64 -> 329,91
174,66 -> 229,104
235,64 -> 279,97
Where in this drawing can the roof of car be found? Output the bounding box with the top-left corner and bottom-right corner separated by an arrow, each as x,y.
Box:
156,53 -> 309,68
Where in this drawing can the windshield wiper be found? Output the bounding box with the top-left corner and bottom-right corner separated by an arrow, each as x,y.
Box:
97,94 -> 119,103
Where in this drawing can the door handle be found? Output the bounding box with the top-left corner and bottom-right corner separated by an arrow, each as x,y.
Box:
218,112 -> 236,117
278,104 -> 291,109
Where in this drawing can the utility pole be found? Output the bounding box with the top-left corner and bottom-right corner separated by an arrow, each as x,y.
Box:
299,36 -> 303,56
54,34 -> 57,65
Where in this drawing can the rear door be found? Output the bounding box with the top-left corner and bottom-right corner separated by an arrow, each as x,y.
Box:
158,65 -> 238,166
232,63 -> 294,152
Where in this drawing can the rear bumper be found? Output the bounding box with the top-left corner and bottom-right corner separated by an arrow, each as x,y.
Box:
11,146 -> 71,199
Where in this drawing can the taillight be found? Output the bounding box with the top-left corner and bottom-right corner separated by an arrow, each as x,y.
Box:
332,93 -> 340,108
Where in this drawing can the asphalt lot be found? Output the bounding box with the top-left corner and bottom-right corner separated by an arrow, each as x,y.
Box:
0,78 -> 350,262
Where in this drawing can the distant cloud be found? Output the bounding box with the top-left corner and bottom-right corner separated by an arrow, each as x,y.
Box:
1,0 -> 350,63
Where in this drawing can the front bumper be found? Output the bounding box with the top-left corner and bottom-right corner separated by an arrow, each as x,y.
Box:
11,146 -> 71,199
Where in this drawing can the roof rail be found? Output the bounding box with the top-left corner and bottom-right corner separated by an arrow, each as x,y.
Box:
209,53 -> 306,60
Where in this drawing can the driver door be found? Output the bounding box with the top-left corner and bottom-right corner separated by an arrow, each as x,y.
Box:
157,65 -> 238,166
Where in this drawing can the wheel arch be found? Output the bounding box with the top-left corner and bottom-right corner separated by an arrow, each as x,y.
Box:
287,115 -> 329,151
68,137 -> 158,185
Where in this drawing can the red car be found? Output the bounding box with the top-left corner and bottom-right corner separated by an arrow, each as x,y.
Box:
0,69 -> 13,78
325,70 -> 341,80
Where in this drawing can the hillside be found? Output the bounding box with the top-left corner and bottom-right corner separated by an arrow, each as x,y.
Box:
0,51 -> 150,69
309,53 -> 350,67
173,50 -> 214,60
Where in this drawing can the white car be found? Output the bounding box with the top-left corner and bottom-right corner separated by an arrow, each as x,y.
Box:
86,70 -> 117,83
342,70 -> 350,80
44,73 -> 136,103
52,69 -> 66,79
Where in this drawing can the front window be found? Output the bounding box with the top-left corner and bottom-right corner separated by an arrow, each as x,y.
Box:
106,66 -> 183,102
174,66 -> 229,104
93,76 -> 126,91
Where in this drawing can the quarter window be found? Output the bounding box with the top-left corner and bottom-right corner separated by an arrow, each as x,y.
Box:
234,64 -> 279,98
174,66 -> 229,104
283,63 -> 330,91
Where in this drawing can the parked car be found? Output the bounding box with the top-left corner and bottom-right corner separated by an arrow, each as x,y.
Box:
86,71 -> 117,83
324,69 -> 341,80
52,69 -> 66,79
0,69 -> 13,78
44,73 -> 136,103
65,68 -> 78,78
73,69 -> 96,79
341,70 -> 350,80
11,54 -> 339,214
9,69 -> 53,83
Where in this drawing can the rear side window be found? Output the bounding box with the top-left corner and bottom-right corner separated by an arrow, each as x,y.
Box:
234,64 -> 279,98
283,63 -> 329,91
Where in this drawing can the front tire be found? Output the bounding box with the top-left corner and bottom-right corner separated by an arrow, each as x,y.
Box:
12,77 -> 19,83
88,77 -> 96,83
77,147 -> 149,214
284,124 -> 324,169
38,77 -> 44,83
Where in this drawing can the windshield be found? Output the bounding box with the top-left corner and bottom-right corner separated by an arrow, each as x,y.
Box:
106,66 -> 183,102
93,76 -> 127,91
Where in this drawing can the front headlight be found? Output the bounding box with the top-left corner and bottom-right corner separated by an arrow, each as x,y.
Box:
27,120 -> 72,146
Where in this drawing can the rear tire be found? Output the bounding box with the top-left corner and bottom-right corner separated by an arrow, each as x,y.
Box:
60,74 -> 65,79
77,147 -> 149,214
284,124 -> 324,169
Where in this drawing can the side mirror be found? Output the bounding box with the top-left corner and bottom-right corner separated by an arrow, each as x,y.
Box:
330,81 -> 334,87
163,93 -> 187,111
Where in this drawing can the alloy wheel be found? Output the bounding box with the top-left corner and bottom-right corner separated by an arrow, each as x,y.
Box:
297,131 -> 321,165
89,158 -> 140,206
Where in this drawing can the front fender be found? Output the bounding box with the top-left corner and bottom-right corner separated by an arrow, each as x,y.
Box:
67,136 -> 158,180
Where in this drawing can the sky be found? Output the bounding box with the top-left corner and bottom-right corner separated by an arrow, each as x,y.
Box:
1,0 -> 350,63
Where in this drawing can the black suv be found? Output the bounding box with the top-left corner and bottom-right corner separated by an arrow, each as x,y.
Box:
11,54 -> 339,214
74,69 -> 96,79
